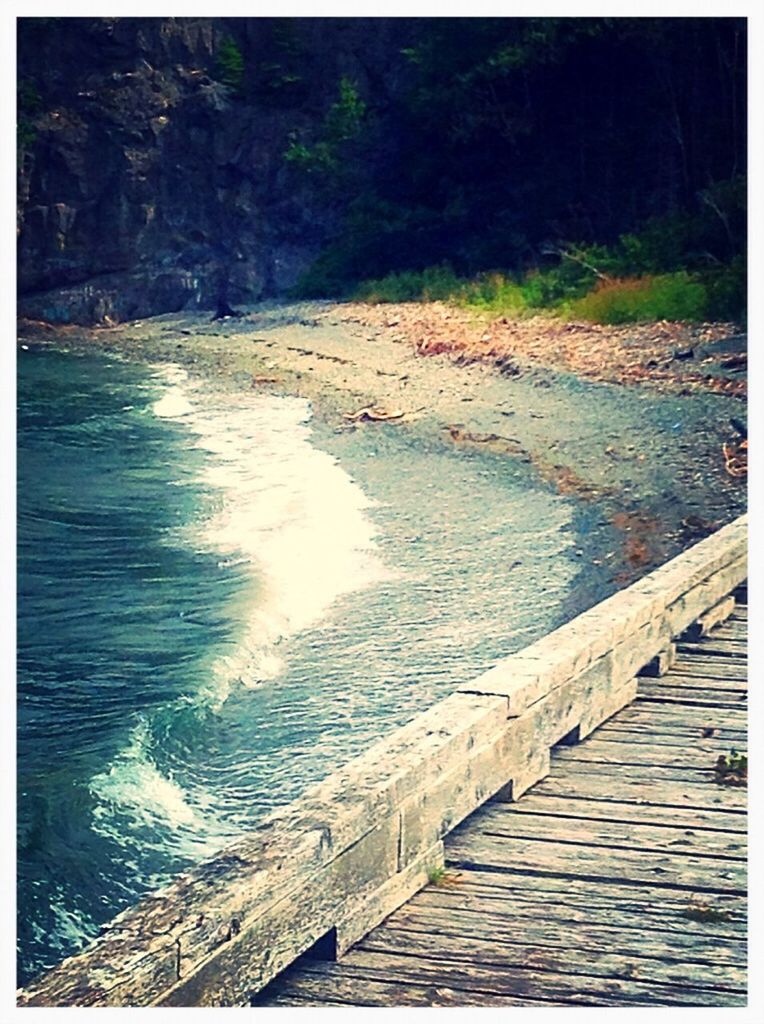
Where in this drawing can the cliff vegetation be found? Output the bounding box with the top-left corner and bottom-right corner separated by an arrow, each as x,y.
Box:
17,17 -> 746,325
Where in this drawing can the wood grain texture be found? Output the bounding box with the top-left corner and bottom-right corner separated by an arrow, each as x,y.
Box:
261,596 -> 748,1007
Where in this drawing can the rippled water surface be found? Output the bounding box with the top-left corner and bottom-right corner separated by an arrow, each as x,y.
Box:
17,348 -> 615,984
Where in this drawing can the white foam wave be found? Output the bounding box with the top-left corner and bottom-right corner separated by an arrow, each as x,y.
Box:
90,719 -> 224,858
151,365 -> 195,418
148,364 -> 391,703
93,367 -> 391,849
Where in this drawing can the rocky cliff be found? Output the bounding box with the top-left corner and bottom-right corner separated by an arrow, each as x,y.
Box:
17,17 -> 408,323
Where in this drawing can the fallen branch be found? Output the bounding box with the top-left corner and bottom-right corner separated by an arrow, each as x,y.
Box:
540,243 -> 613,282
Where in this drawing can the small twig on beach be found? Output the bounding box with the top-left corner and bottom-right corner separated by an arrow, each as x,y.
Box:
723,439 -> 747,478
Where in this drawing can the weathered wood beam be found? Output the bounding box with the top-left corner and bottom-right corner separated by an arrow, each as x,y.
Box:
18,514 -> 747,1007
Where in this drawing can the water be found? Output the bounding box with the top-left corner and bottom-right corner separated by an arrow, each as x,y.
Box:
17,347 -> 613,985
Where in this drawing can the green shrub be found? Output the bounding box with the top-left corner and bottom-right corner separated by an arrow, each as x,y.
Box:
459,260 -> 596,315
297,242 -> 744,325
216,36 -> 245,95
699,257 -> 746,322
568,272 -> 709,324
460,272 -> 527,314
523,263 -> 593,306
325,77 -> 366,145
354,264 -> 464,303
284,140 -> 336,174
604,217 -> 692,276
285,77 -> 366,175
290,249 -> 354,299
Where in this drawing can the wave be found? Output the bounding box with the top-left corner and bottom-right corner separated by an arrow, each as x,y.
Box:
151,364 -> 195,418
147,364 -> 391,705
89,364 -> 391,846
89,717 -> 230,861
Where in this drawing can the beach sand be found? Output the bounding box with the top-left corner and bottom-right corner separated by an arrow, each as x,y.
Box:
18,300 -> 747,583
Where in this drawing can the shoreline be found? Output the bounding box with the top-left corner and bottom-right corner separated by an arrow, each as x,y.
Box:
18,300 -> 747,584
16,301 -> 748,988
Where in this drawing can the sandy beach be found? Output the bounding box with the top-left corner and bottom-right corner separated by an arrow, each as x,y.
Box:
18,301 -> 747,583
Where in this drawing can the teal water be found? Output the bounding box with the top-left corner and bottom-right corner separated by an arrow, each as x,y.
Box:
17,347 -> 612,986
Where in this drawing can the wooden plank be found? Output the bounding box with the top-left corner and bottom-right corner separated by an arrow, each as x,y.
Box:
661,661 -> 747,680
675,643 -> 747,660
638,682 -> 747,700
445,831 -> 747,894
707,633 -> 747,646
635,687 -> 747,709
414,873 -> 748,935
256,972 -> 556,1006
546,757 -> 727,785
676,646 -> 747,662
677,642 -> 747,658
551,739 -> 733,770
620,720 -> 747,740
636,694 -> 746,708
588,738 -> 747,759
607,697 -> 747,716
596,725 -> 747,747
577,728 -> 747,751
433,866 -> 748,922
287,950 -> 746,1007
708,627 -> 748,642
662,673 -> 748,690
600,715 -> 747,735
493,791 -> 747,832
371,909 -> 747,983
598,704 -> 747,726
612,701 -> 747,727
668,661 -> 747,681
465,806 -> 746,860
529,771 -> 747,812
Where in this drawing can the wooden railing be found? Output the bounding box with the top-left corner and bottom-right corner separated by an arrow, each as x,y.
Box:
18,514 -> 747,1007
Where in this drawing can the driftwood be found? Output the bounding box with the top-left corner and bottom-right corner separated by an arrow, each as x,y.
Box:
344,405 -> 425,423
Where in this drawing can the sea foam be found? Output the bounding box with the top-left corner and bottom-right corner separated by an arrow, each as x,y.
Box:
151,366 -> 391,704
92,364 -> 390,838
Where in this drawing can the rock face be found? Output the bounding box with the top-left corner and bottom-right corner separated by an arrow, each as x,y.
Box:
17,17 -> 407,323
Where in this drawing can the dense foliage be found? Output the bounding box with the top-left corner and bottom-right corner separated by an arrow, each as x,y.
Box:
283,17 -> 746,321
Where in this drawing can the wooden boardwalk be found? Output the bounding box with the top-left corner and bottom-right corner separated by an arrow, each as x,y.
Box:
257,600 -> 747,1007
